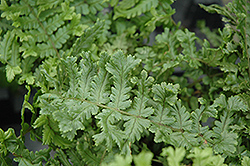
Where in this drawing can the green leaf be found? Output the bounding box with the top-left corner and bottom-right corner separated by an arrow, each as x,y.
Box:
242,156 -> 250,166
149,82 -> 179,143
187,147 -> 227,166
56,148 -> 72,166
212,110 -> 238,154
123,71 -> 153,145
170,131 -> 198,149
72,19 -> 105,56
61,56 -> 79,98
114,0 -> 159,19
106,50 -> 141,109
0,31 -> 15,63
89,52 -> 111,104
50,25 -> 70,49
5,65 -> 22,82
66,149 -> 84,166
176,29 -> 200,68
76,141 -> 101,165
102,154 -> 132,166
53,108 -> 85,141
161,147 -> 185,166
13,148 -> 51,166
218,62 -> 238,73
94,109 -> 125,150
78,52 -> 97,100
171,100 -> 192,131
43,125 -> 55,145
134,151 -> 153,166
227,95 -> 248,112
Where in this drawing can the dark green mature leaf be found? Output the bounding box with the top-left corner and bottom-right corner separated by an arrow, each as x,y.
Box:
56,148 -> 72,166
14,148 -> 51,165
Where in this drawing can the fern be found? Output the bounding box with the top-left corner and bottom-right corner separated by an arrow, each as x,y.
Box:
0,0 -> 250,165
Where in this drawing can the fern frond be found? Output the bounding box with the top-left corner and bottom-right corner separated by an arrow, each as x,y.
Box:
78,52 -> 97,100
118,0 -> 140,9
72,20 -> 105,56
89,52 -> 111,104
51,25 -> 71,49
0,0 -> 30,20
53,107 -> 85,140
210,94 -> 244,154
61,56 -> 79,98
37,0 -> 63,12
37,53 -> 99,140
86,0 -> 108,15
94,109 -> 125,150
0,30 -> 15,63
106,51 -> 141,109
149,82 -> 178,143
94,50 -> 140,150
171,100 -> 192,131
71,0 -> 108,15
213,113 -> 238,154
113,0 -> 159,20
155,28 -> 179,60
42,14 -> 65,35
76,141 -> 101,165
66,149 -> 84,165
170,131 -> 199,149
33,113 -> 72,148
6,37 -> 22,82
13,14 -> 38,29
176,29 -> 200,68
122,71 -> 154,148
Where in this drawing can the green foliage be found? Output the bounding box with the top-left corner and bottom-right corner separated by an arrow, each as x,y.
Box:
0,0 -> 250,165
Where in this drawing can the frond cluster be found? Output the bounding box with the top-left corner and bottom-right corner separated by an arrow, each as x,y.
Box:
0,0 -> 249,165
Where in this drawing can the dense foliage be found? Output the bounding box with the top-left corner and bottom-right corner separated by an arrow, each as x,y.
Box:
0,0 -> 250,165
